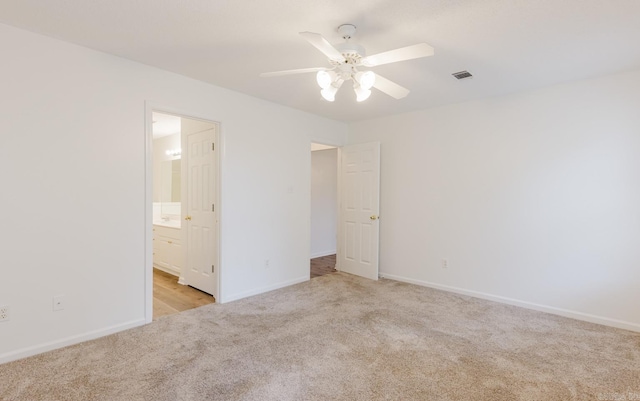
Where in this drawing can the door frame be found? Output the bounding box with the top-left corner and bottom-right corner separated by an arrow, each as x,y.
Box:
144,102 -> 223,323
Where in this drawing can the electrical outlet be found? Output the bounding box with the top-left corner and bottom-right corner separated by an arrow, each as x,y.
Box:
53,295 -> 65,312
441,258 -> 449,269
0,306 -> 9,322
264,259 -> 270,268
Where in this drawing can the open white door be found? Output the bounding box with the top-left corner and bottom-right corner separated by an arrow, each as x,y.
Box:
183,125 -> 217,296
337,142 -> 380,280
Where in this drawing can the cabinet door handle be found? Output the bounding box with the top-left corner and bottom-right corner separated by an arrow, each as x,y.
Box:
168,240 -> 173,244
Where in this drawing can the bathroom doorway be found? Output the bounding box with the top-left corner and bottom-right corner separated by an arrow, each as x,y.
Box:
149,110 -> 220,320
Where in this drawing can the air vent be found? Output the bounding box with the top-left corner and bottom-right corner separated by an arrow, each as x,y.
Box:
452,70 -> 473,80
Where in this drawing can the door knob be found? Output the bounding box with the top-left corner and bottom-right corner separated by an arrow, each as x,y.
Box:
185,216 -> 192,221
370,215 -> 379,220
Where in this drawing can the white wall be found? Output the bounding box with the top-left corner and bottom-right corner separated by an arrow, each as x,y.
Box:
348,68 -> 640,331
0,23 -> 346,362
310,148 -> 337,258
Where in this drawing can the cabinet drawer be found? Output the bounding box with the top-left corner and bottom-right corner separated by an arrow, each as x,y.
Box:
153,225 -> 181,240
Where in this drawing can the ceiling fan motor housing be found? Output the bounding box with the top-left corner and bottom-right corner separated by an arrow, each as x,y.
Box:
335,24 -> 365,63
335,43 -> 366,60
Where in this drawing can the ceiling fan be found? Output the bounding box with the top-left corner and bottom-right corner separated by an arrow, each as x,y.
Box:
260,24 -> 434,102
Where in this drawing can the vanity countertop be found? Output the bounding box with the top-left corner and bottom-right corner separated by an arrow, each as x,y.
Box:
153,220 -> 181,229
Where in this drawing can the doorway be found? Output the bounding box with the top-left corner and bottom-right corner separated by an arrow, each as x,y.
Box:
148,109 -> 220,320
310,143 -> 338,278
310,141 -> 382,282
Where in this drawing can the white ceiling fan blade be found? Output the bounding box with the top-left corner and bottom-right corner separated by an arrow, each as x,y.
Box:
259,67 -> 328,78
362,43 -> 434,67
299,32 -> 346,63
372,74 -> 410,99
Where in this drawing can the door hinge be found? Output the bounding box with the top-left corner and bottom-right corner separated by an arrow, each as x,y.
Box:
212,143 -> 215,151
212,203 -> 215,212
211,264 -> 215,273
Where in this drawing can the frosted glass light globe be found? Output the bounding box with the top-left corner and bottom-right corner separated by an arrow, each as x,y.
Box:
321,86 -> 338,102
357,71 -> 376,90
316,71 -> 333,89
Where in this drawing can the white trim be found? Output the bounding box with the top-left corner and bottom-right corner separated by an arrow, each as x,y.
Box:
335,147 -> 343,271
0,319 -> 146,365
380,272 -> 640,333
310,250 -> 337,259
144,103 -> 154,324
222,276 -> 309,304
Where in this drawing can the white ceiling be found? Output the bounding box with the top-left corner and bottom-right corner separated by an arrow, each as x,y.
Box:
311,143 -> 337,152
152,112 -> 181,139
2,0 -> 640,122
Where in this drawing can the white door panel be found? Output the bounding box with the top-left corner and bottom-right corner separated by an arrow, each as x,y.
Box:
338,142 -> 380,280
184,127 -> 217,296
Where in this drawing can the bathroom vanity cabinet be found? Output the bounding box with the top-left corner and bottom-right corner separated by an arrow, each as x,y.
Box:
153,225 -> 182,276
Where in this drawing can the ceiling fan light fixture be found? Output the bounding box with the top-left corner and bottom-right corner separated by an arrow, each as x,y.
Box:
316,70 -> 335,89
354,85 -> 371,102
321,78 -> 344,102
356,71 -> 376,90
321,86 -> 338,102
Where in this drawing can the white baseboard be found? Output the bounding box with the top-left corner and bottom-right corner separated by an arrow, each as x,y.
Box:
153,264 -> 180,277
221,276 -> 309,304
380,272 -> 640,333
0,318 -> 146,365
310,250 -> 337,259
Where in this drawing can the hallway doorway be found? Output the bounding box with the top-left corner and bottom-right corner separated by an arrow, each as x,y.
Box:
310,143 -> 338,278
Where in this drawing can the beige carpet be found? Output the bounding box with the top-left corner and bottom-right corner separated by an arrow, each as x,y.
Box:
1,273 -> 639,401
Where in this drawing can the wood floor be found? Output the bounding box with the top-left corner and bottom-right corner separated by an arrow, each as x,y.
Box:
310,254 -> 337,278
154,255 -> 335,319
153,269 -> 216,320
